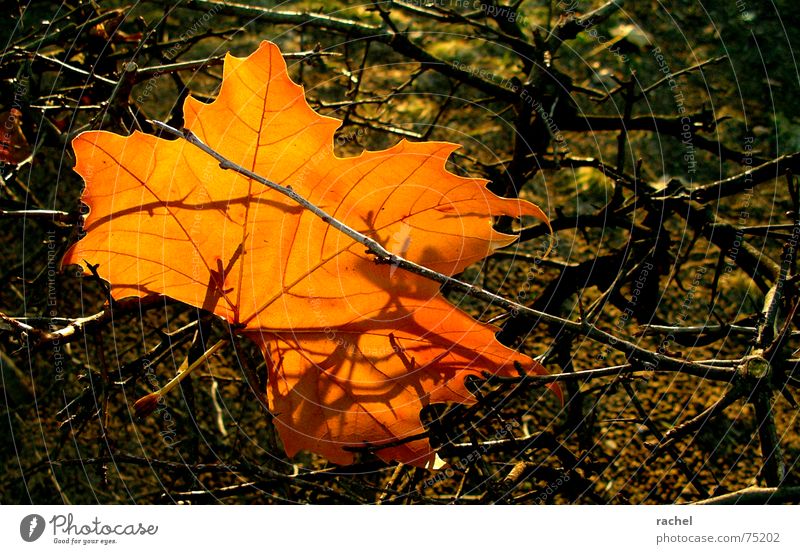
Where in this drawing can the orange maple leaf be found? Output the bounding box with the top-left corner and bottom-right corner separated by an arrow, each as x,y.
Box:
63,41 -> 551,468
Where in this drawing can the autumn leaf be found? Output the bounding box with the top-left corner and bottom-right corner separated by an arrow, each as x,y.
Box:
63,41 -> 552,468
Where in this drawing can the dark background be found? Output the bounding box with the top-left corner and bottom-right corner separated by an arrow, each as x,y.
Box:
1,0 -> 799,504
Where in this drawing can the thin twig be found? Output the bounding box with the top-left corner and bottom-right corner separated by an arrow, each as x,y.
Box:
693,485 -> 800,505
149,120 -> 740,380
